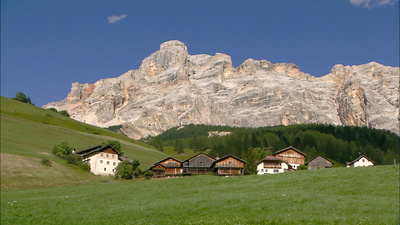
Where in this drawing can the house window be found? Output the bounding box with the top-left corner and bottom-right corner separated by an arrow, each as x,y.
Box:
274,169 -> 279,173
113,162 -> 116,166
261,169 -> 264,172
112,169 -> 115,172
107,161 -> 110,165
100,153 -> 103,157
100,160 -> 103,164
106,154 -> 109,158
112,155 -> 115,158
104,168 -> 107,171
362,159 -> 365,162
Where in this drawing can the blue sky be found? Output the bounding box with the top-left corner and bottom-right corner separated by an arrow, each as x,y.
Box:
2,0 -> 399,107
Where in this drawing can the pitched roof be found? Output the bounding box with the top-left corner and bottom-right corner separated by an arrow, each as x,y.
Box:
305,155 -> 334,165
182,152 -> 215,163
154,157 -> 182,165
212,154 -> 246,166
149,164 -> 166,170
347,155 -> 375,165
256,156 -> 287,164
75,145 -> 121,158
273,146 -> 307,157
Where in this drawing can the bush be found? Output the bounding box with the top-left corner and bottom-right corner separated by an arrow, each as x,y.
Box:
41,158 -> 52,167
143,170 -> 153,179
101,140 -> 124,156
114,160 -> 134,179
298,164 -> 308,170
64,154 -> 90,171
52,140 -> 72,158
59,110 -> 70,117
134,167 -> 142,178
14,92 -> 32,104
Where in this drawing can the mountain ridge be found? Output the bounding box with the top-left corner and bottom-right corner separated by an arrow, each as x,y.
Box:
44,40 -> 399,139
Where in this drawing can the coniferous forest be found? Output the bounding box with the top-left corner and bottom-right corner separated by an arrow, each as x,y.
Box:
146,124 -> 399,166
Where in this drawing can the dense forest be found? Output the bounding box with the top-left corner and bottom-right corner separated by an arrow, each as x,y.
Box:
146,124 -> 399,166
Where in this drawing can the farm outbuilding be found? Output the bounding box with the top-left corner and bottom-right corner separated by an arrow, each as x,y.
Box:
149,157 -> 182,178
305,156 -> 334,169
273,146 -> 307,170
212,154 -> 246,176
182,153 -> 215,175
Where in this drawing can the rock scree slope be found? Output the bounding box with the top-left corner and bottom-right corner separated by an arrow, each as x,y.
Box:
44,40 -> 399,139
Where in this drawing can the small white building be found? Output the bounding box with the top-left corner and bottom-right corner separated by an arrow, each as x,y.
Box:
346,155 -> 375,167
256,156 -> 293,175
75,145 -> 122,175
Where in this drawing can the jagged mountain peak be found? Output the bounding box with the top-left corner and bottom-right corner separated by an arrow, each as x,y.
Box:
44,41 -> 399,139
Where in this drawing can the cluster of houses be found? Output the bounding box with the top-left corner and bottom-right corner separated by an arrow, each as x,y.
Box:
74,145 -> 376,177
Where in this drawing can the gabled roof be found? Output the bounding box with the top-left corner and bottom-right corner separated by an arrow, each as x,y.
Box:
182,152 -> 215,163
273,146 -> 307,157
346,155 -> 375,165
305,155 -> 334,165
75,145 -> 121,158
256,156 -> 288,164
154,157 -> 182,165
212,154 -> 246,166
149,164 -> 166,170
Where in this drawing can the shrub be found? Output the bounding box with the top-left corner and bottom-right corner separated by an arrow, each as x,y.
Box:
59,110 -> 70,117
134,167 -> 142,178
52,140 -> 72,158
298,164 -> 308,170
143,170 -> 153,179
41,158 -> 52,167
101,140 -> 124,156
114,160 -> 134,179
64,154 -> 90,171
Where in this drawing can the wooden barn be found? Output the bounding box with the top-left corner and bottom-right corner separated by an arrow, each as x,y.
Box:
149,164 -> 166,178
212,154 -> 246,176
149,157 -> 182,177
182,153 -> 215,175
273,146 -> 307,170
305,156 -> 334,169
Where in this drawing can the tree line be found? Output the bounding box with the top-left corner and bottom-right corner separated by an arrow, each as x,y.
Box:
148,124 -> 400,166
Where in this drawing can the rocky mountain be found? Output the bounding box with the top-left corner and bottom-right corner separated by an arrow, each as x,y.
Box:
44,40 -> 399,139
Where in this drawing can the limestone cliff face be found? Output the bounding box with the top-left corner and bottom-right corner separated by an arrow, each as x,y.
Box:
44,40 -> 399,139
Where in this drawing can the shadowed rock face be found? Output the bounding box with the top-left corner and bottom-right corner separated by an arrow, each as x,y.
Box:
44,40 -> 399,139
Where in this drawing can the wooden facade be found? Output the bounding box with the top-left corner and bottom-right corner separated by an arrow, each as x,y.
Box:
150,157 -> 182,177
273,146 -> 307,169
305,156 -> 333,169
212,154 -> 246,176
182,153 -> 215,175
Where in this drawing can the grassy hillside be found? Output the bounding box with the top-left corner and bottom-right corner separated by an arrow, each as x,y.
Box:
1,96 -> 168,189
1,165 -> 398,224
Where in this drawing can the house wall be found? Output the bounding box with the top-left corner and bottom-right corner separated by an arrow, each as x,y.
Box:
274,149 -> 305,169
351,157 -> 374,167
215,157 -> 245,168
257,162 -> 289,175
84,150 -> 120,176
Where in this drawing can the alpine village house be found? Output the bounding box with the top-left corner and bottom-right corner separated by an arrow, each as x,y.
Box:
75,145 -> 122,176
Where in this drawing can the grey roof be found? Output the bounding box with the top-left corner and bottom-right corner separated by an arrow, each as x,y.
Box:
75,145 -> 121,158
305,155 -> 334,165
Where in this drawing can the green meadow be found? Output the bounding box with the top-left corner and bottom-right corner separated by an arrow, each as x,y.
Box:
1,96 -> 169,189
1,96 -> 399,224
2,166 -> 398,224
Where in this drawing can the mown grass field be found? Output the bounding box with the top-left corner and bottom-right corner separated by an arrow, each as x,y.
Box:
1,96 -> 168,189
2,165 -> 398,224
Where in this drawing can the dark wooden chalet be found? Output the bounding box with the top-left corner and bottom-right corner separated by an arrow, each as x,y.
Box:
182,153 -> 215,175
273,146 -> 307,170
149,157 -> 182,178
305,156 -> 334,169
212,154 -> 246,176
